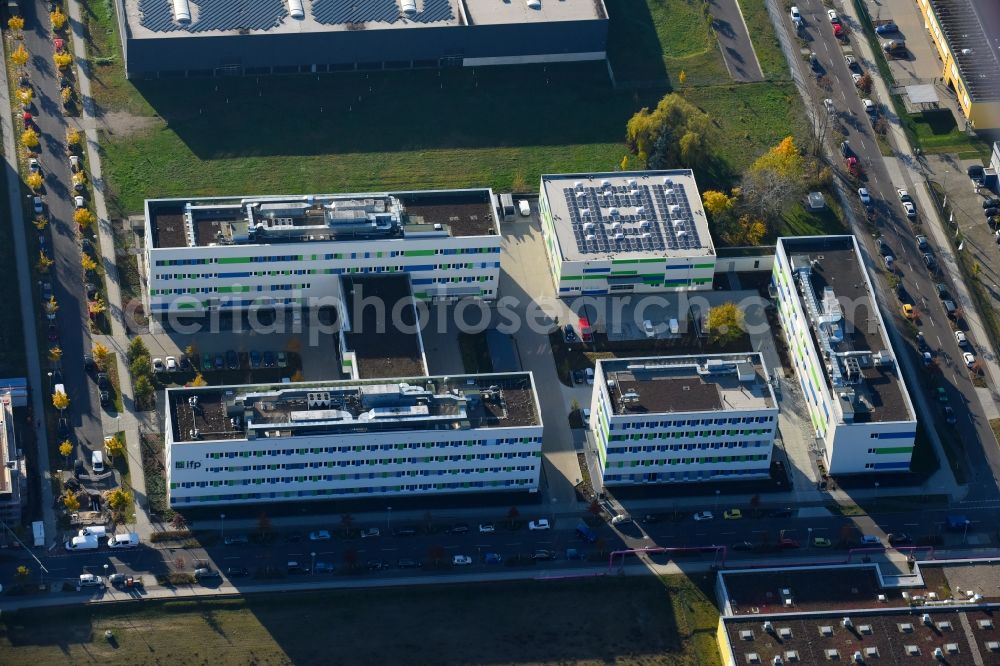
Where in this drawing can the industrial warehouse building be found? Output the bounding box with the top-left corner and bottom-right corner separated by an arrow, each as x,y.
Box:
916,0 -> 1000,130
143,189 -> 501,314
165,372 -> 543,506
114,0 -> 608,77
587,354 -> 778,490
772,236 -> 917,475
537,170 -> 717,296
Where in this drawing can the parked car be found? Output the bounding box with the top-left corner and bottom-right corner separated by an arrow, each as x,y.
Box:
152,357 -> 165,373
194,567 -> 221,580
963,352 -> 977,368
723,509 -> 742,520
643,320 -> 655,338
858,187 -> 871,205
478,523 -> 495,533
789,6 -> 803,27
367,559 -> 390,571
528,519 -> 550,531
532,549 -> 557,561
518,199 -> 531,217
916,235 -> 929,251
779,538 -> 800,549
214,354 -> 224,370
935,283 -> 949,300
226,566 -> 249,577
693,511 -> 714,522
581,408 -> 590,426
943,405 -> 957,425
862,99 -> 876,116
224,534 -> 249,546
165,356 -> 178,371
396,558 -> 421,569
313,561 -> 336,573
887,533 -> 911,545
812,537 -> 832,548
308,530 -> 331,541
845,55 -> 861,72
483,552 -> 502,564
262,350 -> 275,367
226,350 -> 240,369
827,9 -> 839,23
955,330 -> 968,346
74,195 -> 85,208
448,523 -> 470,535
276,351 -> 287,367
249,350 -> 261,369
452,555 -> 473,566
33,196 -> 43,214
874,21 -> 897,34
563,324 -> 577,343
360,527 -> 380,538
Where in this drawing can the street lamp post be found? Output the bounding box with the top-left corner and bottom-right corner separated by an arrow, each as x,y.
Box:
220,513 -> 226,542
714,489 -> 720,513
103,563 -> 109,578
386,506 -> 392,533
311,551 -> 316,575
807,527 -> 812,550
47,371 -> 52,390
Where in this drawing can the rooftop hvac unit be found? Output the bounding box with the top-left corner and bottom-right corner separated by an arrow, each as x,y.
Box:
842,617 -> 853,629
639,220 -> 651,229
669,204 -> 680,214
627,178 -> 636,187
922,614 -> 933,625
763,621 -> 774,633
772,657 -> 783,666
629,189 -> 639,196
609,207 -> 620,216
583,222 -> 595,232
585,234 -> 596,241
663,177 -> 673,185
933,647 -> 944,660
611,222 -> 622,232
672,219 -> 685,228
636,206 -> 645,216
614,233 -> 625,241
601,179 -> 611,187
580,208 -> 590,217
574,181 -> 584,190
576,190 -> 587,198
642,232 -> 652,239
853,651 -> 863,664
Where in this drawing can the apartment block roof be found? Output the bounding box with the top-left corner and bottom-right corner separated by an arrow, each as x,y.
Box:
168,372 -> 540,444
598,353 -> 776,416
927,0 -> 1000,102
147,189 -> 497,250
778,236 -> 915,424
541,170 -> 714,262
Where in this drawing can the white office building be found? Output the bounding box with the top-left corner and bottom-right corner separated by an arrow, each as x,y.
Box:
166,373 -> 543,507
538,170 -> 716,296
773,236 -> 917,474
144,189 -> 501,314
588,354 -> 778,489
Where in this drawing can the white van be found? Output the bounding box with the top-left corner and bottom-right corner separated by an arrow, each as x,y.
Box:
92,450 -> 104,473
668,318 -> 680,335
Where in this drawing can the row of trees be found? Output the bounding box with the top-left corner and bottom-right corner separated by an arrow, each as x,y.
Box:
127,337 -> 156,406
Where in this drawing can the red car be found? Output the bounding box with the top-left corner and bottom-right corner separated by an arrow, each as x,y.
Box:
780,538 -> 801,549
846,156 -> 861,176
833,23 -> 844,38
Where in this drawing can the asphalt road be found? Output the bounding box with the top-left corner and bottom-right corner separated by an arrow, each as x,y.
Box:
21,1 -> 105,470
3,506 -> 991,589
791,1 -> 999,498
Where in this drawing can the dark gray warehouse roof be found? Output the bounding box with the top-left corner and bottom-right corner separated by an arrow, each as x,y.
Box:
928,0 -> 1000,102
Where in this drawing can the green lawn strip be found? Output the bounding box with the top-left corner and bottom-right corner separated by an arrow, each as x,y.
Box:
778,191 -> 847,239
105,351 -> 124,414
734,0 -> 789,80
0,576 -> 721,665
140,432 -> 172,519
606,0 -> 728,85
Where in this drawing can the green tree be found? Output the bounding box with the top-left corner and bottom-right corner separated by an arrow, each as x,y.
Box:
134,375 -> 154,402
702,190 -> 735,218
625,93 -> 714,170
706,302 -> 745,346
80,254 -> 97,273
59,440 -> 73,465
52,390 -> 70,412
15,565 -> 30,582
740,136 -> 806,225
92,342 -> 110,370
127,337 -> 149,363
130,355 -> 151,378
10,44 -> 29,68
106,488 -> 133,512
190,373 -> 208,387
63,493 -> 80,512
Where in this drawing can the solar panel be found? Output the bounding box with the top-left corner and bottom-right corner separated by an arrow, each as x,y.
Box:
562,179 -> 702,256
140,0 -> 287,32
139,0 -> 454,33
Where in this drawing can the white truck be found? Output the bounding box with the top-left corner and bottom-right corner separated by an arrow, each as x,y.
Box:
108,533 -> 140,549
32,520 -> 45,547
80,525 -> 107,537
65,534 -> 100,551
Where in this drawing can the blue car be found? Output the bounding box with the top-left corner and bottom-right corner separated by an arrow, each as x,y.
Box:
874,21 -> 897,34
483,552 -> 502,564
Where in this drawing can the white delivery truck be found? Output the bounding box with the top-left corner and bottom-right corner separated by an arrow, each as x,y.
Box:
108,533 -> 140,549
32,520 -> 45,547
65,534 -> 100,551
80,525 -> 107,537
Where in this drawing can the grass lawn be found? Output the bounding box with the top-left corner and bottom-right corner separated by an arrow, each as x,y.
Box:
904,109 -> 993,160
735,0 -> 788,80
0,575 -> 721,665
779,193 -> 847,239
606,0 -> 727,86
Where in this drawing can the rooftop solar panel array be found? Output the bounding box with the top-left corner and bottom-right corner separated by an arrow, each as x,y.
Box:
562,178 -> 702,256
313,0 -> 453,25
139,0 -> 454,32
140,0 -> 287,32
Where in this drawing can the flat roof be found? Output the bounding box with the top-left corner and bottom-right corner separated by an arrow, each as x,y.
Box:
125,0 -> 603,40
725,609 -> 989,665
598,353 -> 775,415
147,189 -> 497,250
928,0 -> 1000,102
341,274 -> 425,379
723,567 -> 911,615
541,170 -> 714,262
778,236 -> 914,424
168,371 -> 540,444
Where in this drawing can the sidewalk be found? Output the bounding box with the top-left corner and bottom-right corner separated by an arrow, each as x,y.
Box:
67,0 -> 153,539
0,32 -> 56,539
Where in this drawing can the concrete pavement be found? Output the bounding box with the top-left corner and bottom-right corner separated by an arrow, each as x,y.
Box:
67,0 -> 153,539
0,18 -> 56,541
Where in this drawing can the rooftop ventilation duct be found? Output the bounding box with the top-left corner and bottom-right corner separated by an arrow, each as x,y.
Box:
172,0 -> 191,23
